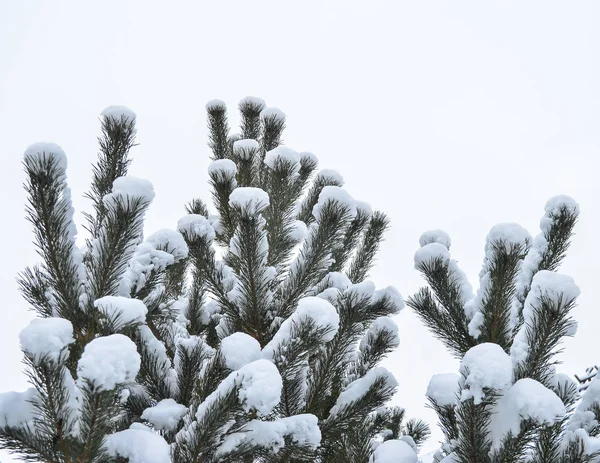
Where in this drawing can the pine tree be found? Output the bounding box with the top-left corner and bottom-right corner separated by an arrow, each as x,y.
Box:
0,98 -> 427,463
408,199 -> 600,462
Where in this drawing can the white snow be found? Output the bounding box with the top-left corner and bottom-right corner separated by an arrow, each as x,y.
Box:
460,343 -> 512,404
264,146 -> 301,172
360,317 -> 400,351
329,367 -> 397,417
312,186 -> 356,222
196,359 -> 282,420
101,105 -> 136,123
177,214 -> 216,242
541,195 -> 580,232
369,439 -> 417,463
104,423 -> 171,463
427,373 -> 460,407
260,107 -> 286,121
217,414 -> 321,455
118,229 -> 188,296
24,142 -> 67,171
263,297 -> 340,360
346,281 -> 376,300
0,388 -> 37,429
373,286 -> 405,312
576,375 -> 600,414
489,378 -> 565,449
239,96 -> 266,107
507,379 -> 565,423
19,317 -> 74,364
355,200 -> 373,217
316,169 -> 344,185
77,334 -> 141,391
104,176 -> 155,206
229,187 -> 270,213
290,220 -> 308,242
94,296 -> 147,329
141,398 -> 188,431
511,270 -> 580,364
414,242 -> 450,268
146,229 -> 188,261
419,230 -> 452,249
233,139 -> 260,159
206,99 -> 226,111
220,332 -> 262,371
300,151 -> 319,165
208,158 -> 237,177
485,223 -> 531,254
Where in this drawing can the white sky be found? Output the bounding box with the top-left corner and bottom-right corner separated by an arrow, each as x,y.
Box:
1,1 -> 598,460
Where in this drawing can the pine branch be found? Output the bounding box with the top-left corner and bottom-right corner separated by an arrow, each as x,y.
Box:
23,154 -> 83,324
83,115 -> 136,238
206,100 -> 231,161
346,210 -> 389,283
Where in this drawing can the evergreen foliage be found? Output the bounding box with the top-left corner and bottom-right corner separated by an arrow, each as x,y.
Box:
1,99 -> 425,462
409,202 -> 600,462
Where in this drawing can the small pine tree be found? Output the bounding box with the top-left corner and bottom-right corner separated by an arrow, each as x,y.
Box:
0,98 -> 427,463
408,199 -> 600,462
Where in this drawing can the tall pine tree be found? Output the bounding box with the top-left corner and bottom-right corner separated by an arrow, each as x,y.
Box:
0,98 -> 427,463
409,199 -> 600,462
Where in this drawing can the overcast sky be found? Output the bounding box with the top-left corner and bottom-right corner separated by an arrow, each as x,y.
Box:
1,1 -> 599,460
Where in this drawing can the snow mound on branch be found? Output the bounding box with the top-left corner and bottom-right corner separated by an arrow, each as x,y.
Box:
316,169 -> 344,185
300,151 -> 318,164
0,388 -> 37,428
141,398 -> 188,431
355,200 -> 373,216
94,296 -> 147,328
77,334 -> 141,391
460,343 -> 512,404
105,176 -> 155,205
485,223 -> 531,253
104,423 -> 171,463
290,220 -> 308,241
239,96 -> 265,107
177,214 -> 215,241
313,186 -> 356,221
101,105 -> 136,123
118,230 -> 187,295
427,373 -> 460,407
346,281 -> 376,300
261,107 -> 286,121
577,375 -> 600,413
329,367 -> 397,417
24,142 -> 67,171
419,230 -> 451,249
146,229 -> 188,261
220,332 -> 262,370
196,359 -> 282,420
208,158 -> 237,177
541,195 -> 579,232
263,297 -> 340,359
414,242 -> 450,268
205,99 -> 226,111
490,378 -> 565,449
511,271 -> 580,364
233,139 -> 260,159
217,414 -> 321,455
373,286 -> 405,312
19,317 -> 74,364
369,439 -> 418,463
507,379 -> 565,422
264,146 -> 300,172
229,187 -> 270,213
360,317 -> 399,350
